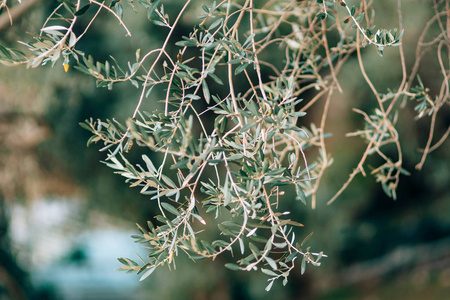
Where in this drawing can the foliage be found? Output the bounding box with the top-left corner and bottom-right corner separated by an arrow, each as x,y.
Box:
0,0 -> 448,291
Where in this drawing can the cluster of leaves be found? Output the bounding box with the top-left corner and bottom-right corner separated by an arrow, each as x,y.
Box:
315,0 -> 403,56
409,76 -> 436,119
1,0 -> 448,292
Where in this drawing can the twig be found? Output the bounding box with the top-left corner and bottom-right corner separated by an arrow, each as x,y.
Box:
0,0 -> 40,32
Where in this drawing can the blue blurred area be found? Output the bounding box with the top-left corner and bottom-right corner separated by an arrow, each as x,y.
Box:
31,229 -> 144,300
7,199 -> 146,300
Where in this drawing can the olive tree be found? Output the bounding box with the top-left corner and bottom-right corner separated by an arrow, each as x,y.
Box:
0,0 -> 448,291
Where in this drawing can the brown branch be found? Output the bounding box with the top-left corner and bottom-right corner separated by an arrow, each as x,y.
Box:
0,0 -> 41,33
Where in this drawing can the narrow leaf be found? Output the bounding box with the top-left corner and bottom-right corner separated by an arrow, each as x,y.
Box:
139,266 -> 157,281
161,202 -> 180,216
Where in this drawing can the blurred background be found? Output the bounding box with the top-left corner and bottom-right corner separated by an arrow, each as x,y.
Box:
0,0 -> 449,299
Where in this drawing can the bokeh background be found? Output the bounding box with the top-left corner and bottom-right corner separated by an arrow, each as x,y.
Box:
0,0 -> 449,299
